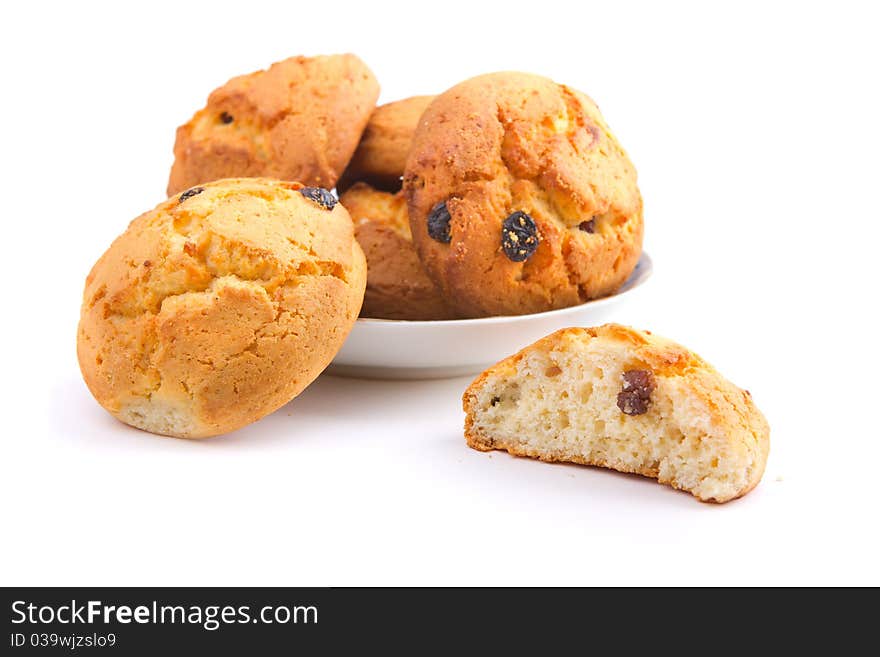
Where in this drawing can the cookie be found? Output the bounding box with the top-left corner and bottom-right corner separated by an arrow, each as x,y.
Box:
78,178 -> 366,438
337,95 -> 435,193
404,72 -> 643,317
463,324 -> 770,503
340,182 -> 455,320
167,54 -> 379,196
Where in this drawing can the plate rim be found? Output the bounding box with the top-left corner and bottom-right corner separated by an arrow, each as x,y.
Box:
352,251 -> 653,328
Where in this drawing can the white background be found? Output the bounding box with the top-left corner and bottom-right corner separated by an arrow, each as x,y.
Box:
2,1 -> 878,586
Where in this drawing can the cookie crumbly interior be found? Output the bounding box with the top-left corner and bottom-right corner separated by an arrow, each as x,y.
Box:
464,326 -> 769,502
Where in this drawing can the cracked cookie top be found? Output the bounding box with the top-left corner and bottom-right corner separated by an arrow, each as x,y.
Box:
167,54 -> 380,196
403,72 -> 643,317
77,178 -> 366,438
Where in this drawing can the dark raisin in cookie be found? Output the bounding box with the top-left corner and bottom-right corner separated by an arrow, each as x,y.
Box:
300,187 -> 338,210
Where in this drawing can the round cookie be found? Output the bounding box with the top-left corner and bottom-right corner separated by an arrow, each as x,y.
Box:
340,182 -> 455,320
167,54 -> 380,196
337,95 -> 435,194
78,178 -> 366,438
404,72 -> 643,318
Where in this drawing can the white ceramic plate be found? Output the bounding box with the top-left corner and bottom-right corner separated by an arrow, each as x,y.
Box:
328,252 -> 653,379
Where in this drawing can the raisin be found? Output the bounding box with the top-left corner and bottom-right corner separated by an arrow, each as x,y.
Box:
219,111 -> 234,124
490,396 -> 501,406
299,187 -> 337,210
501,211 -> 539,262
579,219 -> 595,233
616,369 -> 656,416
427,201 -> 452,243
178,187 -> 204,203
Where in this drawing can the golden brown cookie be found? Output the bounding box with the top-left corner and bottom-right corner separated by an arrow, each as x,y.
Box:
78,178 -> 366,438
463,324 -> 770,503
337,95 -> 435,193
340,182 -> 455,320
404,72 -> 643,318
167,55 -> 379,196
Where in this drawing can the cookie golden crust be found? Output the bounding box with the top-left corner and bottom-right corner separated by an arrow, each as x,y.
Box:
78,178 -> 367,438
337,95 -> 435,194
463,325 -> 770,503
340,183 -> 455,320
167,54 -> 379,196
404,72 -> 643,318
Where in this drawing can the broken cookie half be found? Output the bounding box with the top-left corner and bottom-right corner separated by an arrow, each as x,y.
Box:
462,324 -> 769,503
